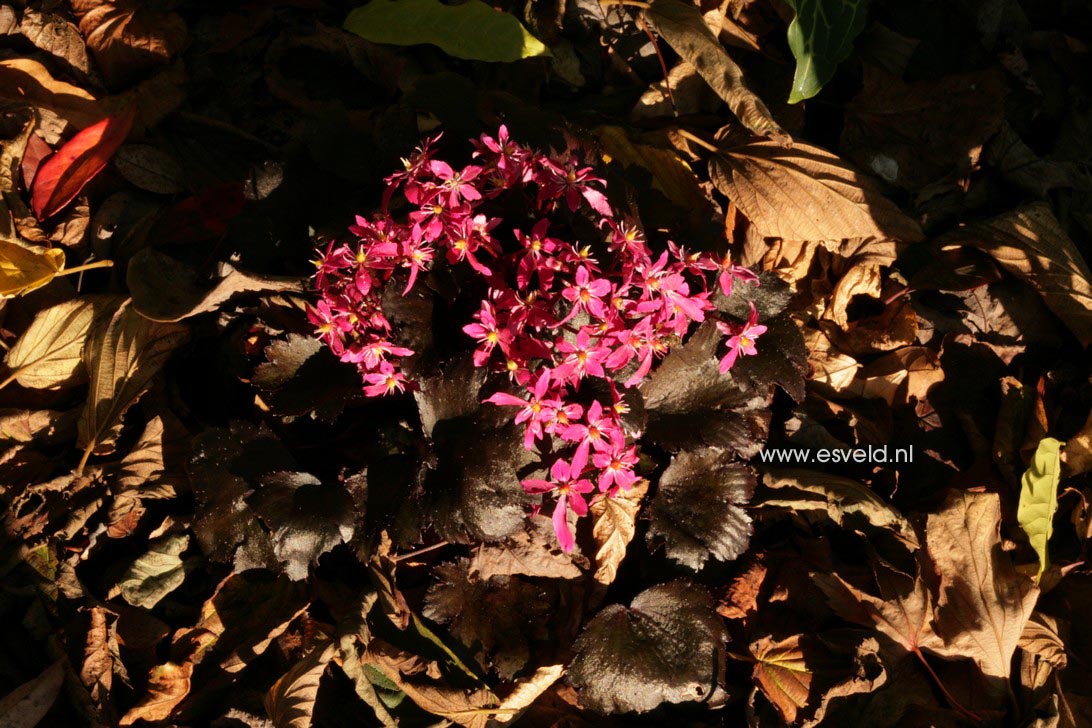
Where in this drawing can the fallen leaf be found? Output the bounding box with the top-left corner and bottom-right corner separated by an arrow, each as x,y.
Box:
111,531 -> 190,608
0,58 -> 104,133
2,295 -> 122,389
344,0 -> 547,63
841,67 -> 1006,190
119,662 -> 192,725
1018,437 -> 1062,580
470,516 -> 585,581
264,642 -> 335,728
939,203 -> 1092,347
927,490 -> 1039,681
0,239 -> 65,298
20,9 -> 92,76
751,634 -> 812,723
847,346 -> 943,407
71,0 -> 189,89
589,479 -> 647,587
709,139 -> 924,242
31,109 -> 135,219
758,468 -> 920,549
644,0 -> 787,142
77,301 -> 188,465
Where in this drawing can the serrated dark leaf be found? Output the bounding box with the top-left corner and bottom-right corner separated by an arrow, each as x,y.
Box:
424,558 -> 550,679
253,334 -> 362,421
569,581 -> 727,714
640,322 -> 772,456
647,447 -> 754,571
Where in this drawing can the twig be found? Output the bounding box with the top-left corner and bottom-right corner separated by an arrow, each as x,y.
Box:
394,541 -> 451,563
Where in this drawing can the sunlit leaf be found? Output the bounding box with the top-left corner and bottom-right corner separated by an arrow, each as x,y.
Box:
344,0 -> 548,63
751,634 -> 812,723
1017,437 -> 1062,580
784,0 -> 868,103
0,240 -> 64,298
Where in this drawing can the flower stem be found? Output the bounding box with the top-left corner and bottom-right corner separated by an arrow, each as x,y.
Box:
75,443 -> 94,477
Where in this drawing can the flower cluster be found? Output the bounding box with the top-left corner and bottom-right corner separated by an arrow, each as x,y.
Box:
310,127 -> 764,551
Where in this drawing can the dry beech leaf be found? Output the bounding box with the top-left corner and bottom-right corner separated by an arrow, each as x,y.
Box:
119,662 -> 192,725
0,58 -> 104,132
927,490 -> 1039,682
1018,613 -> 1067,671
632,61 -> 712,119
491,664 -> 565,723
841,67 -> 1006,190
643,0 -> 787,143
804,326 -> 861,392
19,9 -> 92,76
71,0 -> 189,89
750,634 -> 812,724
847,346 -> 943,407
939,203 -> 1092,347
589,479 -> 647,587
264,642 -> 335,728
709,139 -> 924,243
77,301 -> 188,464
3,295 -> 122,389
111,531 -> 190,609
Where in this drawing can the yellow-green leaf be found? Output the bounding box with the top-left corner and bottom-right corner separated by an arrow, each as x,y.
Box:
344,0 -> 548,63
0,239 -> 64,298
1017,437 -> 1062,580
750,634 -> 812,724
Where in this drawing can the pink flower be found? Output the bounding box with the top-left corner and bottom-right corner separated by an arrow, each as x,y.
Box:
462,301 -> 513,366
429,160 -> 483,205
561,400 -> 621,458
561,266 -> 611,320
717,301 -> 766,373
554,329 -> 609,382
484,369 -> 557,449
521,447 -> 595,552
592,431 -> 639,493
400,224 -> 434,294
538,159 -> 613,217
362,362 -> 409,397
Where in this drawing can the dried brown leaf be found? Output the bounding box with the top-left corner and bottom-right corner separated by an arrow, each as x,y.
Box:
589,479 -> 647,587
709,139 -> 924,242
643,0 -> 787,142
939,203 -> 1092,347
264,642 -> 335,728
751,634 -> 812,724
927,490 -> 1039,681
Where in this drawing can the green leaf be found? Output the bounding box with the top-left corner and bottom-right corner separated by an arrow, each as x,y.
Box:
344,0 -> 548,63
1017,437 -> 1062,580
785,0 -> 869,103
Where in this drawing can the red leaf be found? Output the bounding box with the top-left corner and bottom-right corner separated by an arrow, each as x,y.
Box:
30,109 -> 135,220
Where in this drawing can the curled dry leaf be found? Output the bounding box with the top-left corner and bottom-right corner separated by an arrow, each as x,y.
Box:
589,479 -> 647,587
119,661 -> 192,726
19,9 -> 92,76
643,0 -> 788,143
758,468 -> 920,550
708,139 -> 924,243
